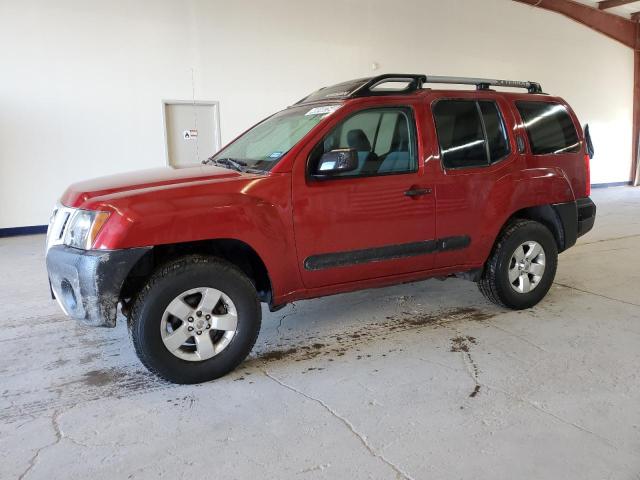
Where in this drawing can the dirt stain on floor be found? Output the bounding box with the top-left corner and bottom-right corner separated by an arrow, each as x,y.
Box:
0,367 -> 168,424
252,306 -> 495,367
46,368 -> 166,400
260,347 -> 298,361
1,306 -> 495,423
450,335 -> 477,353
449,334 -> 482,399
469,384 -> 481,398
82,369 -> 118,387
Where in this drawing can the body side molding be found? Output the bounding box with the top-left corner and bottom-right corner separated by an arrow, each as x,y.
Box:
304,236 -> 471,271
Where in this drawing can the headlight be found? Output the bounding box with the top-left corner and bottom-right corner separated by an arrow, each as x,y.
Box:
64,210 -> 110,250
46,204 -> 60,248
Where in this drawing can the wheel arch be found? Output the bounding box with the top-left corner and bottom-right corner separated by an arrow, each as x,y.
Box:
120,238 -> 273,313
507,204 -> 568,252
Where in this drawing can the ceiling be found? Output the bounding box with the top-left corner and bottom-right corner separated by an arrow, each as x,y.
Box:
572,0 -> 640,19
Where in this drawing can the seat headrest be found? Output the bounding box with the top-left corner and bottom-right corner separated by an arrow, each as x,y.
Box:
347,129 -> 372,151
392,120 -> 409,151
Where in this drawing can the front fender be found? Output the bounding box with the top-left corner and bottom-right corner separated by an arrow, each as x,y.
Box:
84,174 -> 300,300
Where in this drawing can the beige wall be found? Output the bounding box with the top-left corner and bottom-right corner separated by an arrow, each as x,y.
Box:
0,0 -> 634,228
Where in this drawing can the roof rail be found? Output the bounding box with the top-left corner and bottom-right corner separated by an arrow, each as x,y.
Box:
295,74 -> 426,104
350,74 -> 427,97
295,74 -> 544,104
422,75 -> 544,94
350,74 -> 544,96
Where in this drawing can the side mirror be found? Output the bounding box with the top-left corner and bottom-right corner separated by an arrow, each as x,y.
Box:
314,149 -> 358,177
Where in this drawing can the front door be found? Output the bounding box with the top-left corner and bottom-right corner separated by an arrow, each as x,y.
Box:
292,104 -> 436,289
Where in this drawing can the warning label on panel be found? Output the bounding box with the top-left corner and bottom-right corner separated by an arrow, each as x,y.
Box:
183,129 -> 198,140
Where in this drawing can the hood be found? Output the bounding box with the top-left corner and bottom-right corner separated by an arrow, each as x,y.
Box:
61,165 -> 246,208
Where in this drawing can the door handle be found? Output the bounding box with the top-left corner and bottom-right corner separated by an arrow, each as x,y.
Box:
404,187 -> 432,197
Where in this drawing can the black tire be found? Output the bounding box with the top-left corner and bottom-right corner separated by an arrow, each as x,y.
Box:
478,220 -> 558,310
129,255 -> 261,384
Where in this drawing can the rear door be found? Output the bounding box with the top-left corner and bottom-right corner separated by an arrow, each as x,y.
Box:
291,101 -> 436,289
427,93 -> 519,268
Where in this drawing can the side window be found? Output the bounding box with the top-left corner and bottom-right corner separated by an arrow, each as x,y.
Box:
433,100 -> 487,168
309,107 -> 417,177
516,101 -> 580,155
433,99 -> 510,169
338,111 -> 379,151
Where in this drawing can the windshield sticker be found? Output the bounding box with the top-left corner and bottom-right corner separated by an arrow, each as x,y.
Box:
268,151 -> 284,159
305,105 -> 342,116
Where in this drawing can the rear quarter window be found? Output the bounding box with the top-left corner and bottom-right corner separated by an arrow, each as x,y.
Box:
516,101 -> 580,155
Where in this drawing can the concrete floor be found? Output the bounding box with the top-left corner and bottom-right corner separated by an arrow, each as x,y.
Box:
1,187 -> 640,480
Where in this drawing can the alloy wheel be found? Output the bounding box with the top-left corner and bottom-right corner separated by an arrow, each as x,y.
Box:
508,241 -> 546,294
160,287 -> 238,361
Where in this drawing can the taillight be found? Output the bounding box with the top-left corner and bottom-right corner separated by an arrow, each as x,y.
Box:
584,153 -> 591,197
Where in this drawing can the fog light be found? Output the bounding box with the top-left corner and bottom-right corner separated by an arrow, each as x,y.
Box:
60,279 -> 77,311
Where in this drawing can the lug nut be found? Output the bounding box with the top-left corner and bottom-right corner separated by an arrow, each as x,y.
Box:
206,324 -> 211,329
187,326 -> 194,332
196,311 -> 202,317
205,314 -> 211,320
196,331 -> 202,335
188,317 -> 194,322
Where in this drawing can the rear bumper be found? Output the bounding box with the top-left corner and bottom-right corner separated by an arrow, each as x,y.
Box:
46,245 -> 150,327
576,197 -> 596,237
552,196 -> 596,251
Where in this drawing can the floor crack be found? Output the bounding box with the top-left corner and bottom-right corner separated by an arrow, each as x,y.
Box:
448,329 -> 482,398
484,383 -> 618,450
263,369 -> 414,480
452,341 -> 481,398
18,408 -> 65,480
554,282 -> 640,308
485,322 -> 547,352
463,351 -> 481,398
576,233 -> 640,247
276,303 -> 296,336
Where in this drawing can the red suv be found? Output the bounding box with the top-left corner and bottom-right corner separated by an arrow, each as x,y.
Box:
46,74 -> 596,383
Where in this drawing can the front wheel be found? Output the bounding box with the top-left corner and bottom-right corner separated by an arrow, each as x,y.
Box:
129,255 -> 261,384
478,220 -> 558,310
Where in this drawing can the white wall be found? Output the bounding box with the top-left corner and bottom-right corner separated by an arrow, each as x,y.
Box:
0,0 -> 634,228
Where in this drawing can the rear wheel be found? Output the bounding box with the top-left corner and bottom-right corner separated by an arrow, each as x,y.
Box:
478,220 -> 558,310
129,255 -> 261,384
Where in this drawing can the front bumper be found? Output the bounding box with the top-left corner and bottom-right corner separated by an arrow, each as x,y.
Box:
46,245 -> 150,327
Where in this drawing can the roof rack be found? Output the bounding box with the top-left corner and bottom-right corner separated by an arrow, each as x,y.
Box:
350,74 -> 427,97
422,75 -> 544,94
296,73 -> 544,104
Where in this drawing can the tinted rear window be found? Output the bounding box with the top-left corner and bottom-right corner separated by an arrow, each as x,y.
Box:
433,100 -> 487,168
516,101 -> 580,155
432,100 -> 510,169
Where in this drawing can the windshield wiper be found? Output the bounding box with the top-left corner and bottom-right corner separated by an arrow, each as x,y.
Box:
202,157 -> 247,172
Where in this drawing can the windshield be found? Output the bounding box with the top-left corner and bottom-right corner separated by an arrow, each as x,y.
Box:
208,104 -> 341,172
